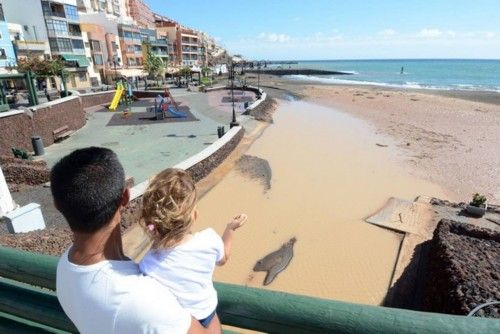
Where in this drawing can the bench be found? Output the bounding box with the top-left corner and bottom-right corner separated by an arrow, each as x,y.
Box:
52,126 -> 74,142
0,246 -> 497,333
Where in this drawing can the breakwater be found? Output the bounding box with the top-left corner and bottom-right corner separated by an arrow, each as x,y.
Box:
246,69 -> 353,76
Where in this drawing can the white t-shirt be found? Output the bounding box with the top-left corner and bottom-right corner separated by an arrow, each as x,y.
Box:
139,228 -> 224,320
56,247 -> 191,334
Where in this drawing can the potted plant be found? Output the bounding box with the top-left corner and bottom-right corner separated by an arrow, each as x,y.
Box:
466,193 -> 488,217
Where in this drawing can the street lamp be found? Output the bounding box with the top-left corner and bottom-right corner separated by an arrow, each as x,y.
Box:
257,61 -> 262,91
229,61 -> 239,128
111,54 -> 120,82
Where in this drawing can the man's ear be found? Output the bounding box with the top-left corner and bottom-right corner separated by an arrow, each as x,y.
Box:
121,188 -> 130,207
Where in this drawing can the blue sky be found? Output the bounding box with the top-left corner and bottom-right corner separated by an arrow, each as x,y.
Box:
148,0 -> 500,60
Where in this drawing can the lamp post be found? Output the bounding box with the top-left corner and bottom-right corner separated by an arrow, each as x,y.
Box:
257,61 -> 261,91
111,54 -> 120,82
229,61 -> 238,128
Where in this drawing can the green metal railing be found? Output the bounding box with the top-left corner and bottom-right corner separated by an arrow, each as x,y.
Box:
0,246 -> 499,333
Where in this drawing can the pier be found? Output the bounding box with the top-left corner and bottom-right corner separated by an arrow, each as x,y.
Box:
245,68 -> 353,76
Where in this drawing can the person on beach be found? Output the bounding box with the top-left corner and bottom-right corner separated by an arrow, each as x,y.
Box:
52,147 -> 217,334
138,168 -> 248,328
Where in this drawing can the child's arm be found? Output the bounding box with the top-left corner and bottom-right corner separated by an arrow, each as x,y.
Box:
217,214 -> 247,266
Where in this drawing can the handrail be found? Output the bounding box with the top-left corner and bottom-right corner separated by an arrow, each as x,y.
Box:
0,246 -> 499,333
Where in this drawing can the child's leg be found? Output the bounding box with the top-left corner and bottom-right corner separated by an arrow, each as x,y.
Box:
198,311 -> 219,329
205,314 -> 221,334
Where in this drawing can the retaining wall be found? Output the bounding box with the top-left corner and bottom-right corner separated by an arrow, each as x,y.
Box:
130,126 -> 244,200
79,90 -> 116,109
0,91 -> 116,156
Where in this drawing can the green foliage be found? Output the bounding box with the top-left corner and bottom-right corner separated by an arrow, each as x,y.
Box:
178,66 -> 192,79
11,148 -> 29,160
201,66 -> 211,77
471,193 -> 487,207
16,57 -> 68,79
143,40 -> 165,80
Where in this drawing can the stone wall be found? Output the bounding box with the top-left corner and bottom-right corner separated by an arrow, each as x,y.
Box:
31,96 -> 86,148
0,90 -> 117,156
0,111 -> 33,156
186,127 -> 244,182
0,156 -> 50,188
79,91 -> 116,109
420,219 -> 499,317
130,126 -> 244,200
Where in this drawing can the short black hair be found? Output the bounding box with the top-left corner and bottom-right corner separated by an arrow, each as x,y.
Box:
51,147 -> 125,233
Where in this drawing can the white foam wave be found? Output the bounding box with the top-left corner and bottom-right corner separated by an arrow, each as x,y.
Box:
285,75 -> 500,93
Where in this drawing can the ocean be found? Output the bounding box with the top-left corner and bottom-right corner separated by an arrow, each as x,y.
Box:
280,59 -> 500,92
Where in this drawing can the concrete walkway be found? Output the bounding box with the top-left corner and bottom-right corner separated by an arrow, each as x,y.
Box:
42,89 -> 250,183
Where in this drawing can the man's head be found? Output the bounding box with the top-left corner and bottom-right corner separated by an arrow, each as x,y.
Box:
51,147 -> 127,233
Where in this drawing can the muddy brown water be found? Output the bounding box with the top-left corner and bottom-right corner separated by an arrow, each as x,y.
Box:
196,100 -> 447,305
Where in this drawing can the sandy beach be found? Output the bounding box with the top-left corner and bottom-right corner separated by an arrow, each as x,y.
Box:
257,75 -> 500,202
196,98 -> 447,305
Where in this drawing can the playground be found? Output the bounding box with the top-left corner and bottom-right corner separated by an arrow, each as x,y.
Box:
41,88 -> 238,183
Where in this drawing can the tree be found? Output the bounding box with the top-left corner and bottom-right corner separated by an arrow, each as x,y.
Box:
201,66 -> 211,78
143,40 -> 165,86
16,57 -> 69,92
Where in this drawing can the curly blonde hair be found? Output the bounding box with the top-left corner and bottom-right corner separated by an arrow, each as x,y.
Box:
141,168 -> 197,249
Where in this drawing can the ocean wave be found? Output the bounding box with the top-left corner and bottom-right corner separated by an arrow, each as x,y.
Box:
284,75 -> 500,92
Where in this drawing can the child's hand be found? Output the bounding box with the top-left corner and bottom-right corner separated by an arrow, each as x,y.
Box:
227,214 -> 247,231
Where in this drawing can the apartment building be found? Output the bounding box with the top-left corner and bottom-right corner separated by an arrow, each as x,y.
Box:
0,3 -> 16,72
127,0 -> 154,28
42,0 -> 90,89
154,19 -> 178,65
180,28 -> 200,67
2,0 -> 51,61
140,28 -> 170,64
117,23 -> 142,68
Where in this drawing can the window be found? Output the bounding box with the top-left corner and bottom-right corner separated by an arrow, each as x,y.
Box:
71,39 -> 84,51
78,72 -> 87,81
64,5 -> 79,21
93,54 -> 103,65
127,45 -> 135,52
134,45 -> 142,52
90,40 -> 101,52
46,19 -> 69,37
0,48 -> 6,59
49,38 -> 72,52
112,42 -> 118,51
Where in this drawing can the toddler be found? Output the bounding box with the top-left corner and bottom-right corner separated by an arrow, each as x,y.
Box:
139,168 -> 247,328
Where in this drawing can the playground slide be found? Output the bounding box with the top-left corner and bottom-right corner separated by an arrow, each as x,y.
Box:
109,87 -> 124,111
167,106 -> 187,118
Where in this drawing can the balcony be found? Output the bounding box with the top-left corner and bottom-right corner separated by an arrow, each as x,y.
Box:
14,40 -> 48,52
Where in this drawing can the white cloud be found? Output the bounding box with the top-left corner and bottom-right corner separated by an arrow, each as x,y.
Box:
446,30 -> 456,38
258,32 -> 291,43
485,32 -> 496,39
417,28 -> 443,38
379,29 -> 397,37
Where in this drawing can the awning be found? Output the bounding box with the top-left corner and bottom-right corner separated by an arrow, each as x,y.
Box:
60,54 -> 90,67
117,68 -> 145,78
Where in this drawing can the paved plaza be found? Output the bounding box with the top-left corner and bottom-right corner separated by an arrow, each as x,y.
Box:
42,89 -> 251,183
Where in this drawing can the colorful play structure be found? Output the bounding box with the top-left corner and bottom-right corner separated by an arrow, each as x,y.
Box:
151,88 -> 187,120
108,80 -> 133,111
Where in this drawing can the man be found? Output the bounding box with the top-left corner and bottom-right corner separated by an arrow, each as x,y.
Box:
52,147 -> 219,333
